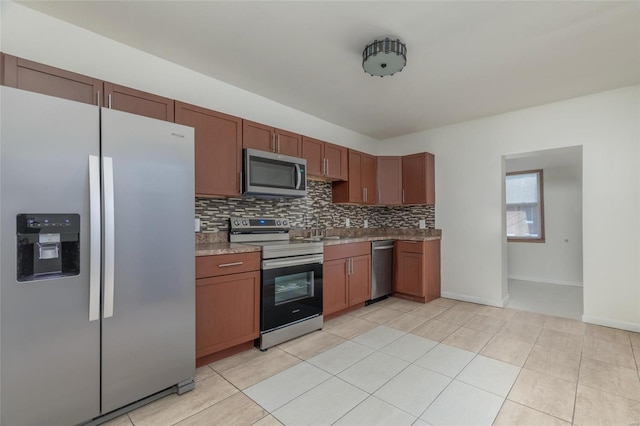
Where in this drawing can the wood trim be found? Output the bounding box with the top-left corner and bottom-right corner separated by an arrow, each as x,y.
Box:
506,169 -> 545,243
195,341 -> 254,367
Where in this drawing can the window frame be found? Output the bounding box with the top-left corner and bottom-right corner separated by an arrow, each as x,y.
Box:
506,169 -> 545,243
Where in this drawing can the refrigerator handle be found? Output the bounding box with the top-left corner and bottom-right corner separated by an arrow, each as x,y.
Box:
89,155 -> 101,322
103,156 -> 115,319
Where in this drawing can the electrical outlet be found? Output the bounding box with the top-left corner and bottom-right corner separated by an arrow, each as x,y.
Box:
364,219 -> 369,228
195,218 -> 200,232
345,218 -> 350,227
419,219 -> 426,229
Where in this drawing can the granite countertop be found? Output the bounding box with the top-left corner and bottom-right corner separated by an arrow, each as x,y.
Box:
195,242 -> 261,257
195,230 -> 441,256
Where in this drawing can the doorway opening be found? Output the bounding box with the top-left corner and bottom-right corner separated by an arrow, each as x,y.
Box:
502,146 -> 583,320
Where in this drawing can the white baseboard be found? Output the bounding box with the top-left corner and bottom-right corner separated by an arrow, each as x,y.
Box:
441,291 -> 504,308
582,315 -> 640,333
508,275 -> 583,287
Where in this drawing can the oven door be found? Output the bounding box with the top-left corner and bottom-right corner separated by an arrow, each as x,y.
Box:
261,254 -> 323,332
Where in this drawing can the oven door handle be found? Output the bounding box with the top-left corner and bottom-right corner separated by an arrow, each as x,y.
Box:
262,255 -> 323,270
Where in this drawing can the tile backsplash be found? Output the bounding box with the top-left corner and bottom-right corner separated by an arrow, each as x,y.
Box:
196,180 -> 435,232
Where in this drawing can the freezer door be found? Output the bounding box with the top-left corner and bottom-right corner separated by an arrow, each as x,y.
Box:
0,87 -> 101,425
100,108 -> 195,413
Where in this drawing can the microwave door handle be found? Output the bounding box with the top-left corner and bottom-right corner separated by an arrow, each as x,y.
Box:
295,163 -> 302,189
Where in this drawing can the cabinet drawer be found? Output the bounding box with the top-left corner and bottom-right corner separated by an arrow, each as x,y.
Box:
396,240 -> 425,254
324,241 -> 370,262
196,252 -> 260,279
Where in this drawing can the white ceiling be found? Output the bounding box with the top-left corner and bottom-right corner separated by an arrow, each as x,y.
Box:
20,1 -> 640,140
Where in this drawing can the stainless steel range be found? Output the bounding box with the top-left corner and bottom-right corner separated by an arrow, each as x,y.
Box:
230,217 -> 323,350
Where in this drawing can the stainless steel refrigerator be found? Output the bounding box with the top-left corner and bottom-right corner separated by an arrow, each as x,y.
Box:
0,86 -> 196,425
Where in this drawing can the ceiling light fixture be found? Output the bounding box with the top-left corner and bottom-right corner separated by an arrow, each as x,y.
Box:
362,37 -> 407,77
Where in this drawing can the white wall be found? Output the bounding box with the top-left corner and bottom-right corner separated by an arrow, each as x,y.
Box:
0,2 -> 379,153
507,164 -> 583,286
380,86 -> 640,331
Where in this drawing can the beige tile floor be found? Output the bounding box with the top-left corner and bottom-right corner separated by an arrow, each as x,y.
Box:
105,297 -> 640,426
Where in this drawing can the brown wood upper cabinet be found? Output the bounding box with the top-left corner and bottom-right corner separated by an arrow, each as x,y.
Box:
302,136 -> 348,181
402,152 -> 435,205
2,54 -> 101,106
332,149 -> 377,204
242,119 -> 302,157
377,156 -> 403,205
2,54 -> 175,122
376,152 -> 435,205
175,102 -> 243,197
103,82 -> 174,122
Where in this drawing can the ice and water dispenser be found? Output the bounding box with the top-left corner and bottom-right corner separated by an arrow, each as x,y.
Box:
16,214 -> 80,281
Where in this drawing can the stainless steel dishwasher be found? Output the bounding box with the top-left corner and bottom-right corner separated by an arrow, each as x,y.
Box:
369,240 -> 395,303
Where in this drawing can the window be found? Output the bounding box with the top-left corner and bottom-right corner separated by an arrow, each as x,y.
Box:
506,170 -> 545,242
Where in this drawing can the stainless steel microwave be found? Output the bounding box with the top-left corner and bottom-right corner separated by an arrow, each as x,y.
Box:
243,148 -> 307,198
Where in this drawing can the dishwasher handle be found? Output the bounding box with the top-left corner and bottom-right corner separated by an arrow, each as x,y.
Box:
373,245 -> 394,250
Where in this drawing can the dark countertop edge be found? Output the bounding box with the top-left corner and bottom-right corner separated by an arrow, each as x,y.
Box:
195,235 -> 441,256
195,242 -> 262,257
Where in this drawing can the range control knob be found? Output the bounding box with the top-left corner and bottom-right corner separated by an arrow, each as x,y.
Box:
276,220 -> 282,226
282,220 -> 288,226
242,220 -> 248,226
233,220 -> 240,226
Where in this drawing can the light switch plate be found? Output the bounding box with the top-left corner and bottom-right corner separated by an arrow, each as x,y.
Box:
419,219 -> 426,229
364,219 -> 369,228
195,218 -> 200,232
345,218 -> 350,227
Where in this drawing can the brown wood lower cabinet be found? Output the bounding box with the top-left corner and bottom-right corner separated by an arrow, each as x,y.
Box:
195,252 -> 260,362
323,242 -> 371,316
394,240 -> 441,303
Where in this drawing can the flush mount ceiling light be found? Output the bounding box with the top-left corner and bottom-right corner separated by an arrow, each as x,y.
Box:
362,37 -> 407,77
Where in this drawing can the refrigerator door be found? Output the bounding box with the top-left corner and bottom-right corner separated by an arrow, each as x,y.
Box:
0,87 -> 101,425
100,108 -> 195,413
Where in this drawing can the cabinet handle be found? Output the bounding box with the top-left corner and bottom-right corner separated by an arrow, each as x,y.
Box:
96,91 -> 101,107
218,261 -> 243,268
271,132 -> 276,152
108,93 -> 112,109
325,158 -> 329,176
277,134 -> 280,153
347,258 -> 352,275
402,189 -> 405,204
403,241 -> 418,244
365,188 -> 368,202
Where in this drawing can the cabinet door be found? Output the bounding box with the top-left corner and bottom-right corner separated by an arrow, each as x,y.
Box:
104,82 -> 174,122
3,54 -> 102,106
377,156 -> 402,205
423,239 -> 442,301
196,271 -> 260,358
323,258 -> 349,315
395,249 -> 425,297
276,129 -> 302,157
348,150 -> 364,203
176,102 -> 242,197
243,120 -> 274,152
348,254 -> 371,306
302,136 -> 325,178
362,153 -> 377,204
402,152 -> 435,205
324,142 -> 348,181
